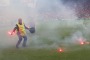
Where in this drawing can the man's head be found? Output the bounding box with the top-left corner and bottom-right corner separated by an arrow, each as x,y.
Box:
18,18 -> 22,24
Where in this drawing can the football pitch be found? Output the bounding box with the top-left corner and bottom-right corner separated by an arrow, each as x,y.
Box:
0,47 -> 90,60
0,20 -> 90,60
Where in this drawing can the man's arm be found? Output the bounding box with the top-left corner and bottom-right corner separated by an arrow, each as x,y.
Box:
24,25 -> 30,30
11,24 -> 18,35
13,24 -> 18,32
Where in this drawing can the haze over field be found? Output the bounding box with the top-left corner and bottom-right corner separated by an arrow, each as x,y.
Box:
0,0 -> 90,51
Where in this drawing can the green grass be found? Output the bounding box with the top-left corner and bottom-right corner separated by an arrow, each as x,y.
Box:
0,48 -> 90,60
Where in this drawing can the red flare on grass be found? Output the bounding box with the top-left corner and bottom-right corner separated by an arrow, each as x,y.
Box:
78,38 -> 85,45
58,48 -> 64,52
80,41 -> 84,45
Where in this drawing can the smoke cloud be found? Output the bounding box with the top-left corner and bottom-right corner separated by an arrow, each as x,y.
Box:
0,0 -> 89,51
